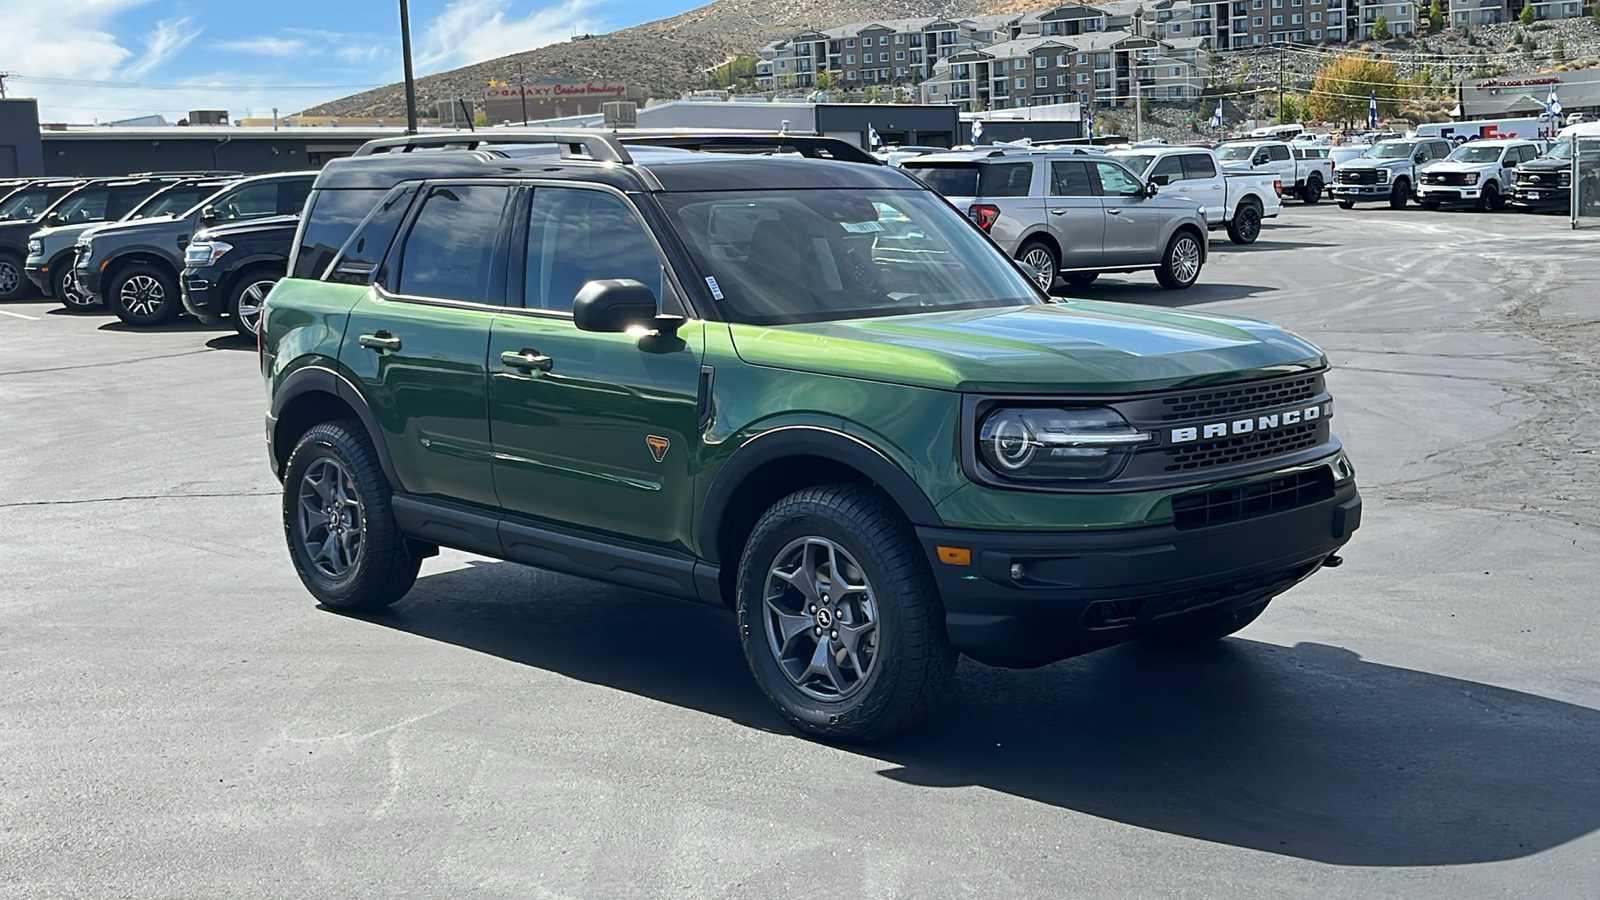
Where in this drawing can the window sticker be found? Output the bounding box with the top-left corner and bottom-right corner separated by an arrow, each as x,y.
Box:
706,276 -> 725,300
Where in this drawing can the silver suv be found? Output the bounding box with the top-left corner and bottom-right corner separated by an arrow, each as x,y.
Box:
903,147 -> 1209,290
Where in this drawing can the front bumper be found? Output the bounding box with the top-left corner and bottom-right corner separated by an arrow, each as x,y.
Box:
1333,183 -> 1391,200
24,264 -> 51,295
918,479 -> 1360,667
1417,185 -> 1481,203
74,256 -> 104,298
1509,188 -> 1569,211
181,265 -> 225,322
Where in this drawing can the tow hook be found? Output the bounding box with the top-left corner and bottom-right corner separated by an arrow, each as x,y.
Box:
1323,554 -> 1344,568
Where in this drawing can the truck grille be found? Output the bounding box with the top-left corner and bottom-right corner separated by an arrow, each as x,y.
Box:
1517,171 -> 1564,187
1423,171 -> 1468,186
1171,467 -> 1334,530
1339,169 -> 1379,185
1162,421 -> 1322,472
1159,374 -> 1320,423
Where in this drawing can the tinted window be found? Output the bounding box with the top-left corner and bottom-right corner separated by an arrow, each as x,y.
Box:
1050,160 -> 1096,196
282,179 -> 314,215
1181,153 -> 1218,179
1092,161 -> 1142,196
524,188 -> 662,312
904,161 -> 1032,198
105,185 -> 161,220
394,185 -> 511,304
323,186 -> 418,284
130,185 -> 216,220
0,188 -> 53,221
978,162 -> 1034,197
295,188 -> 388,280
1268,144 -> 1291,161
1150,155 -> 1185,183
50,188 -> 112,223
211,182 -> 280,221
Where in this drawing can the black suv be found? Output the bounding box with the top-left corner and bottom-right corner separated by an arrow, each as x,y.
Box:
75,172 -> 315,326
181,214 -> 300,335
0,179 -> 92,300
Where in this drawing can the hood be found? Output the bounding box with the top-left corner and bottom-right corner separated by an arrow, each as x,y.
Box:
29,222 -> 101,242
1338,157 -> 1406,170
729,301 -> 1325,394
193,214 -> 299,241
1518,157 -> 1570,172
1425,160 -> 1498,173
87,214 -> 190,240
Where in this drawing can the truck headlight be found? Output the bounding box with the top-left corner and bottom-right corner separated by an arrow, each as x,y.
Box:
1377,169 -> 1390,183
978,407 -> 1152,482
1463,172 -> 1479,185
1559,170 -> 1572,186
27,240 -> 42,257
185,240 -> 232,267
1331,451 -> 1356,484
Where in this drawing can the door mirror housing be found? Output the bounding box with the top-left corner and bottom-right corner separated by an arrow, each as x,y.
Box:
1150,173 -> 1171,186
1414,153 -> 1427,164
573,279 -> 681,336
1144,180 -> 1160,198
1254,153 -> 1270,166
200,205 -> 218,224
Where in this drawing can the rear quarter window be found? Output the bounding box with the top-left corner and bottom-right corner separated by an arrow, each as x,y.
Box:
293,188 -> 389,279
903,161 -> 1033,198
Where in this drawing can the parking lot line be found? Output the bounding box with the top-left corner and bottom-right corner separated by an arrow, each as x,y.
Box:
0,308 -> 40,320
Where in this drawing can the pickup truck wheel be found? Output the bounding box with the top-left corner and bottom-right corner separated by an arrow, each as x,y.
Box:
1302,177 -> 1323,204
0,253 -> 24,301
1478,182 -> 1502,212
1226,200 -> 1261,244
736,484 -> 956,743
53,265 -> 97,310
229,269 -> 280,336
1388,180 -> 1409,210
1155,231 -> 1204,290
283,421 -> 420,612
1143,599 -> 1271,648
1337,200 -> 1355,210
108,263 -> 180,326
1016,240 -> 1058,292
1062,272 -> 1098,287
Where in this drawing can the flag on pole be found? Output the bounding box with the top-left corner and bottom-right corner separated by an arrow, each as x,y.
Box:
971,118 -> 985,143
1209,99 -> 1223,130
867,123 -> 882,148
1368,90 -> 1378,129
1545,85 -> 1562,118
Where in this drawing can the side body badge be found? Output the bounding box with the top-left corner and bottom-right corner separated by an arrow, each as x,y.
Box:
646,435 -> 670,463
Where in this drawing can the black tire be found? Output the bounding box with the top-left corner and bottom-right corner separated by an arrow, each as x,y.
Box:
736,484 -> 956,743
53,264 -> 98,310
1302,177 -> 1323,204
1062,271 -> 1099,288
1226,199 -> 1262,244
282,420 -> 420,612
228,268 -> 280,336
1337,200 -> 1355,210
1143,599 -> 1272,648
0,252 -> 25,301
1015,239 -> 1058,292
1388,179 -> 1409,210
1478,181 -> 1502,212
1154,229 -> 1204,290
107,263 -> 180,326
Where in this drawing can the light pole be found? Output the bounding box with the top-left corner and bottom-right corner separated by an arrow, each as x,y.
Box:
399,0 -> 419,134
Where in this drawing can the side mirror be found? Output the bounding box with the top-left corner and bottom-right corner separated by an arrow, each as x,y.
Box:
1414,154 -> 1427,164
1254,154 -> 1269,166
573,279 -> 680,336
1144,181 -> 1160,198
1150,173 -> 1171,186
200,205 -> 218,223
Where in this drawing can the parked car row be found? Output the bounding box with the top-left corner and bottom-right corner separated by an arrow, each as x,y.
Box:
0,171 -> 308,334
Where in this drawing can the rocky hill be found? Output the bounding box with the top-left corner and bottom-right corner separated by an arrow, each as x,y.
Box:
301,0 -> 1037,117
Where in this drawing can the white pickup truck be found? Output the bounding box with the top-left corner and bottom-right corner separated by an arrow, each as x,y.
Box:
1109,146 -> 1283,244
1216,140 -> 1335,204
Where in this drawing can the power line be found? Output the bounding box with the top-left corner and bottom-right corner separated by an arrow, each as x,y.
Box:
11,74 -> 385,92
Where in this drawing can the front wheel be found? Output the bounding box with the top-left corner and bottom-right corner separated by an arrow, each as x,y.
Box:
108,263 -> 180,326
1388,180 -> 1410,210
283,421 -> 420,612
1155,230 -> 1203,290
1015,240 -> 1058,293
1226,200 -> 1262,244
1302,177 -> 1323,204
1478,182 -> 1502,212
1143,599 -> 1271,648
0,253 -> 25,301
229,269 -> 280,336
1337,200 -> 1355,209
736,484 -> 956,743
1062,271 -> 1099,288
54,265 -> 98,310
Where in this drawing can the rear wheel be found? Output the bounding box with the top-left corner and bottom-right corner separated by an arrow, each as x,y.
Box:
1388,179 -> 1410,210
108,263 -> 180,326
1016,240 -> 1058,292
1478,181 -> 1502,212
736,484 -> 956,743
1155,230 -> 1203,290
228,268 -> 280,336
1143,599 -> 1272,648
1226,199 -> 1262,244
1062,271 -> 1099,288
1302,176 -> 1323,204
0,253 -> 24,301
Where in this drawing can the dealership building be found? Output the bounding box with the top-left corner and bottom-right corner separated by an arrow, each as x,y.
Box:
1457,68 -> 1600,122
483,80 -> 646,123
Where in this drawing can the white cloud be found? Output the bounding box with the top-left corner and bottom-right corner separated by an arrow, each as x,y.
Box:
217,37 -> 309,58
122,17 -> 203,79
416,0 -> 602,72
0,0 -> 147,83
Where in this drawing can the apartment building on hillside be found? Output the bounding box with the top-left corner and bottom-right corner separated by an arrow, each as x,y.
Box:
755,16 -> 1012,90
920,30 -> 1205,111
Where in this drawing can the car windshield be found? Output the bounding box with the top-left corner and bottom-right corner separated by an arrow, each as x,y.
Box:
1364,141 -> 1416,159
1543,139 -> 1575,160
656,188 -> 1041,326
1216,145 -> 1256,161
1111,153 -> 1155,173
1447,145 -> 1507,163
0,188 -> 51,221
129,186 -> 210,220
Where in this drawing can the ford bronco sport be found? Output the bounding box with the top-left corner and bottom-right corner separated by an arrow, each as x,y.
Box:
264,132 -> 1360,742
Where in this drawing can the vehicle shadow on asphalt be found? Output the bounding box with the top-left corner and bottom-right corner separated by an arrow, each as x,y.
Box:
1052,281 -> 1276,305
96,319 -> 233,335
362,559 -> 1600,868
205,334 -> 256,351
1212,239 -> 1332,252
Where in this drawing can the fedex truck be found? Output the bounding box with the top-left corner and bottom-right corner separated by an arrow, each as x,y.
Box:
1416,117 -> 1558,141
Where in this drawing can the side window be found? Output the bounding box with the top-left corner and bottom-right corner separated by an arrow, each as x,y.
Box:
976,162 -> 1034,198
106,187 -> 152,220
1050,160 -> 1095,197
280,179 -> 314,216
1150,155 -> 1185,184
1269,144 -> 1291,161
393,184 -> 511,303
212,182 -> 280,221
1091,161 -> 1143,197
524,188 -> 663,313
1182,153 -> 1218,180
303,188 -> 396,281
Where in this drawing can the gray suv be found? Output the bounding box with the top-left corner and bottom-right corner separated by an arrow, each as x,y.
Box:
903,147 -> 1209,290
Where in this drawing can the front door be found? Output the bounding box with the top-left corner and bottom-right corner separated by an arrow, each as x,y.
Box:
1092,160 -> 1165,267
487,184 -> 704,553
1046,159 -> 1105,270
340,181 -> 515,510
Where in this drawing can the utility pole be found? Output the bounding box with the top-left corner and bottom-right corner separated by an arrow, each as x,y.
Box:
1135,83 -> 1142,142
1277,45 -> 1286,123
0,72 -> 13,99
398,0 -> 419,134
516,63 -> 529,126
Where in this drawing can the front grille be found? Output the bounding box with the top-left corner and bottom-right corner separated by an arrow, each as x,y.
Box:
1339,169 -> 1379,184
1424,172 -> 1468,186
1159,375 -> 1319,423
1163,422 -> 1321,472
1518,171 -> 1563,186
1171,467 -> 1334,530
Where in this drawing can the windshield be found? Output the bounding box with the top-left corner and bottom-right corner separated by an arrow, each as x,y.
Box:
656,188 -> 1041,326
1111,153 -> 1155,173
1447,145 -> 1507,163
129,185 -> 210,220
0,188 -> 52,221
1364,141 -> 1416,159
1544,139 -> 1574,160
1216,145 -> 1257,161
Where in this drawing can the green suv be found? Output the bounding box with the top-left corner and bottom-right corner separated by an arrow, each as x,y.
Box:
264,133 -> 1360,742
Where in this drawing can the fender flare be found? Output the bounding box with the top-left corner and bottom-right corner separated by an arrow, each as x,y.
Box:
696,425 -> 943,566
270,365 -> 404,491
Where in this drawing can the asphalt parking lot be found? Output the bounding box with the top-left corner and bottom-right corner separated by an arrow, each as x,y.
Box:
2,203 -> 1597,898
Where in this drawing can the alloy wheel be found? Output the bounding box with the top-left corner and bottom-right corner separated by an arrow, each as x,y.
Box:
1170,236 -> 1201,284
763,536 -> 880,702
60,270 -> 94,308
1238,206 -> 1260,241
236,279 -> 274,335
119,274 -> 166,318
0,260 -> 18,295
295,457 -> 365,580
1021,247 -> 1055,290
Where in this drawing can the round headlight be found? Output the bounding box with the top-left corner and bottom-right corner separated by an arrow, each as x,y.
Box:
977,407 -> 1152,483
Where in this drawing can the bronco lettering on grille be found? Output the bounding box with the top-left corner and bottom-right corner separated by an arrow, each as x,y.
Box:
1169,402 -> 1330,444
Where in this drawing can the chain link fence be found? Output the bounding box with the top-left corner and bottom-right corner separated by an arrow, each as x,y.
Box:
1574,136 -> 1600,230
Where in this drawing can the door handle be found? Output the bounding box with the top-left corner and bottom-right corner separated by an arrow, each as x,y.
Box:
1049,208 -> 1068,216
358,332 -> 402,353
501,348 -> 554,373
1107,208 -> 1122,215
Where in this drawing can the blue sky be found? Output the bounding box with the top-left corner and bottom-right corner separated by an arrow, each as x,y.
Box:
1,0 -> 704,123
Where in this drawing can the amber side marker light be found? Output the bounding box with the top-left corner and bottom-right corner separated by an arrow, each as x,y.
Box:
937,546 -> 972,566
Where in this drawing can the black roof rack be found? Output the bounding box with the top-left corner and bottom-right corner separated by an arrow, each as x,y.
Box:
128,170 -> 246,178
617,133 -> 880,165
352,131 -> 882,167
354,132 -> 632,164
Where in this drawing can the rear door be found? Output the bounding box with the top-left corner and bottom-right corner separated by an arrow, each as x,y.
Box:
1092,160 -> 1164,266
1046,159 -> 1104,269
1176,153 -> 1223,224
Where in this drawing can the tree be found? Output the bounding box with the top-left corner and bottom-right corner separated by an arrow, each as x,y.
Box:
1594,1 -> 1600,27
816,69 -> 833,91
1428,0 -> 1444,33
1519,2 -> 1536,25
1554,38 -> 1566,60
1372,14 -> 1392,39
1465,26 -> 1476,46
1305,53 -> 1401,126
1277,93 -> 1303,124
